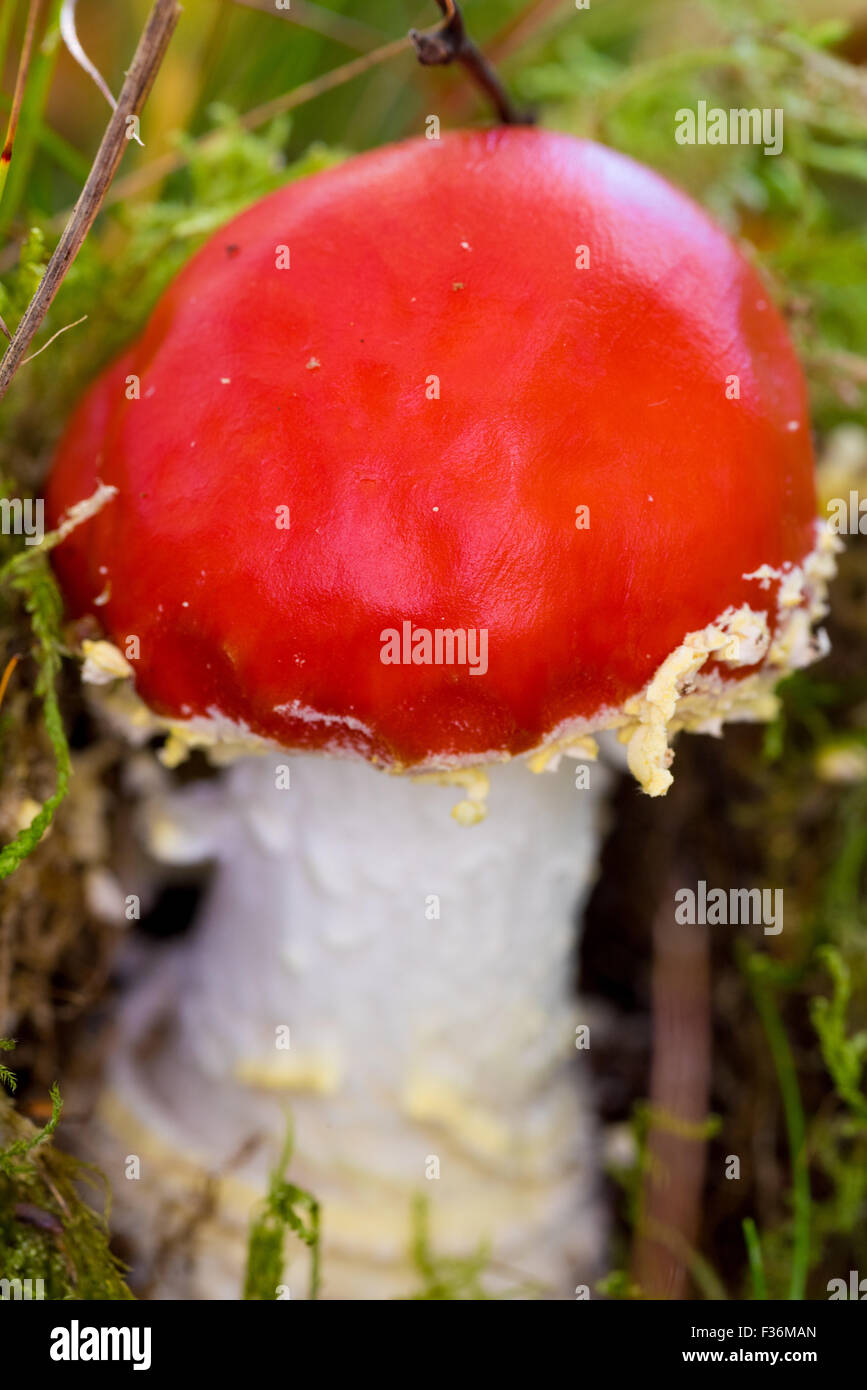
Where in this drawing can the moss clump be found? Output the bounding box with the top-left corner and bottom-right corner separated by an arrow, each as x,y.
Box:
0,1054 -> 132,1300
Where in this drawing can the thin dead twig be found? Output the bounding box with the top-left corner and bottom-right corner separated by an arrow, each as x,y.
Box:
0,656 -> 20,713
0,0 -> 46,190
632,870 -> 712,1299
20,313 -> 86,364
105,33 -> 411,206
0,0 -> 181,404
409,0 -> 532,125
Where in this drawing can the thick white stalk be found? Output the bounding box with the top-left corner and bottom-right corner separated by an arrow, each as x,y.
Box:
103,753 -> 610,1299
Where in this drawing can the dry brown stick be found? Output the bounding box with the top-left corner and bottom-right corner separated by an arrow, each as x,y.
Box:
104,33 -> 412,207
0,0 -> 181,405
0,28 -> 411,271
632,870 -> 712,1299
0,0 -> 45,177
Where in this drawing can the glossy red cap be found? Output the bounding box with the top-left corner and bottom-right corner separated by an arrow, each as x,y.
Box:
46,128 -> 818,772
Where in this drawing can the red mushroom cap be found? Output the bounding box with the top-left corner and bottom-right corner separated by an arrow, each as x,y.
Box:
46,128 -> 819,775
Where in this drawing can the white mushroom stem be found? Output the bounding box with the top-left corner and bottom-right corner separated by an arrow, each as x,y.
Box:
103,752 -> 611,1299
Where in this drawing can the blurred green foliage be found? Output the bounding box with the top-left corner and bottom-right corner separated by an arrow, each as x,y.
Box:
0,1042 -> 133,1298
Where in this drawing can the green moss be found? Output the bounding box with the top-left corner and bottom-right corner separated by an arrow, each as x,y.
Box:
0,1040 -> 15,1094
0,1048 -> 132,1300
0,551 -> 70,880
0,226 -> 48,325
243,1122 -> 320,1300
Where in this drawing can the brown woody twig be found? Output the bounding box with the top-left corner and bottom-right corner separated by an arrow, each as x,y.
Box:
632,868 -> 712,1299
103,33 -> 411,208
0,0 -> 182,405
0,0 -> 45,178
409,0 -> 533,126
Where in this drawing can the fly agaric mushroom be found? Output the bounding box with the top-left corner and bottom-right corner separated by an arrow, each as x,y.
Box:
46,128 -> 836,1299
